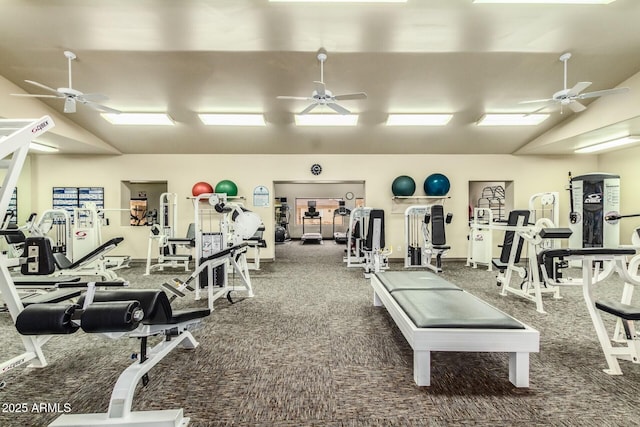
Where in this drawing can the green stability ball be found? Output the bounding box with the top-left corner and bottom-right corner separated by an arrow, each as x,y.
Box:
215,180 -> 238,197
391,175 -> 416,197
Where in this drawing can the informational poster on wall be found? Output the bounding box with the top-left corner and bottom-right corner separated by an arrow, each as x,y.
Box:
52,187 -> 79,217
52,187 -> 105,220
253,186 -> 270,207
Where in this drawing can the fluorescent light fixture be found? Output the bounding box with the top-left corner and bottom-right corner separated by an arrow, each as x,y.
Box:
101,113 -> 174,126
473,0 -> 614,4
198,114 -> 266,126
574,136 -> 640,154
29,142 -> 59,153
476,113 -> 549,126
386,114 -> 453,126
294,114 -> 359,126
271,0 -> 406,3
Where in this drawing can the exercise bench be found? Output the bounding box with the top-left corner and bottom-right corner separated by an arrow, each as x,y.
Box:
371,271 -> 539,387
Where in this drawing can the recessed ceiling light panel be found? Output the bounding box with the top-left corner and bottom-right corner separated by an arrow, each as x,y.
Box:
198,114 -> 266,126
101,113 -> 174,126
574,136 -> 640,154
477,114 -> 549,126
473,0 -> 614,4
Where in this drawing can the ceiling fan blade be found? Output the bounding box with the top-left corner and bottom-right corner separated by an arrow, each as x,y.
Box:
299,103 -> 318,115
82,101 -> 122,114
63,97 -> 76,113
277,96 -> 313,101
10,93 -> 61,98
313,81 -> 326,97
566,81 -> 592,97
24,80 -> 62,96
577,86 -> 630,100
568,101 -> 586,113
327,102 -> 351,115
78,93 -> 109,103
519,98 -> 554,105
334,92 -> 367,101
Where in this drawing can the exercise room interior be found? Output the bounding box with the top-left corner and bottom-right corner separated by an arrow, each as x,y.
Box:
2,1 -> 640,426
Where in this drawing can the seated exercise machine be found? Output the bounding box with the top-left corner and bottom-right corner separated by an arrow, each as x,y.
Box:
405,204 -> 453,273
362,209 -> 391,278
173,193 -> 257,311
50,236 -> 127,281
492,209 -> 573,314
538,245 -> 640,376
344,207 -> 391,276
145,192 -> 195,275
332,201 -> 351,244
300,200 -> 322,244
17,281 -> 210,426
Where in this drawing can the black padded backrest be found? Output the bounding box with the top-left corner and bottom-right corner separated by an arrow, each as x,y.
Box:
365,209 -> 385,250
20,237 -> 57,275
79,289 -> 173,324
499,210 -> 530,264
4,223 -> 26,244
430,205 -> 446,246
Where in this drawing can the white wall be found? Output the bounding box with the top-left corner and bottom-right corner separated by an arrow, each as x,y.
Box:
598,145 -> 640,245
28,153 -> 598,260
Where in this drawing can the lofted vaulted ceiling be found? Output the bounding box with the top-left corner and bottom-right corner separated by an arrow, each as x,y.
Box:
1,0 -> 640,156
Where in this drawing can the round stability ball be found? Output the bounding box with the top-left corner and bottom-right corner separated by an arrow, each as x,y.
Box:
423,173 -> 451,196
215,180 -> 238,197
192,181 -> 214,197
391,175 -> 416,197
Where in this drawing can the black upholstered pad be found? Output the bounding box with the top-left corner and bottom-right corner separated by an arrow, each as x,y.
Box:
375,271 -> 461,293
596,300 -> 640,321
392,289 -> 525,329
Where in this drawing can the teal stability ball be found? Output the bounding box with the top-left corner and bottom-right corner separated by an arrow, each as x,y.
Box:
391,175 -> 416,197
424,173 -> 450,196
215,180 -> 238,197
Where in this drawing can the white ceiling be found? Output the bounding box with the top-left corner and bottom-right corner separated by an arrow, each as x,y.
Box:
1,0 -> 640,156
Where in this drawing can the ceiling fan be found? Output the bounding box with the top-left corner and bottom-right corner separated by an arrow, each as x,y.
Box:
277,48 -> 367,115
11,50 -> 121,114
520,52 -> 630,114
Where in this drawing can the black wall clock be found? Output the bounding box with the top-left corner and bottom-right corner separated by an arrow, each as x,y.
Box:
311,163 -> 322,176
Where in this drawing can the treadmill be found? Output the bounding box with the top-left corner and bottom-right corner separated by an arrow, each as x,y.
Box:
333,200 -> 351,244
300,200 -> 323,244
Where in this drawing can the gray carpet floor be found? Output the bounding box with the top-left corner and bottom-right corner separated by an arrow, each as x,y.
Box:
1,241 -> 640,426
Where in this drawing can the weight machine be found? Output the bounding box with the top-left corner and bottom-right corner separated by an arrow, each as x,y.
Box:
404,204 -> 452,273
171,193 -> 257,310
344,207 -> 390,277
0,116 -> 60,380
333,200 -> 351,244
144,192 -> 194,275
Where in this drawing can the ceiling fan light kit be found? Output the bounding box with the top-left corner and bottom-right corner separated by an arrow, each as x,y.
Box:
277,48 -> 367,115
10,51 -> 121,115
519,52 -> 629,115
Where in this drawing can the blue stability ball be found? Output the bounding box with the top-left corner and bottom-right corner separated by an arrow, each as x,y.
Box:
391,175 -> 416,196
424,173 -> 451,196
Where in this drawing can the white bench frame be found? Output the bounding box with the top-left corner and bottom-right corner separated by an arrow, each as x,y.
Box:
371,274 -> 539,387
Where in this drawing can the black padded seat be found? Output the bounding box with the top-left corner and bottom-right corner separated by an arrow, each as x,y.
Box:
432,245 -> 451,250
78,289 -> 210,325
596,300 -> 640,321
375,271 -> 460,293
391,289 -> 525,329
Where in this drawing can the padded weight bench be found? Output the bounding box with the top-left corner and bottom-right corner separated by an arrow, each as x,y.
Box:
371,271 -> 539,387
16,286 -> 210,426
51,237 -> 125,281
